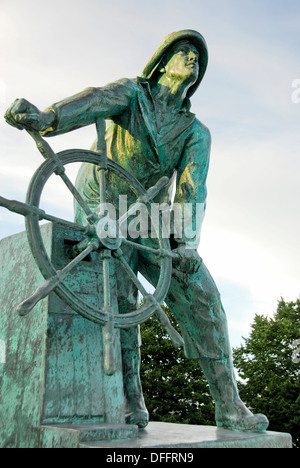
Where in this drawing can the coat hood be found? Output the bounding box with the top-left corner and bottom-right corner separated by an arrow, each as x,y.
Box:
141,29 -> 208,98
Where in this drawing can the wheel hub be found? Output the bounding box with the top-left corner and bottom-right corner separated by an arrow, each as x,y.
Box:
95,216 -> 122,250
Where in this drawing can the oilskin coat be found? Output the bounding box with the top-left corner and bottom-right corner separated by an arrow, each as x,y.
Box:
43,77 -> 231,360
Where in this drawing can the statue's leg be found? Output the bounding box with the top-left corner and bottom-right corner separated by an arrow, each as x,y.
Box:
138,245 -> 269,432
116,244 -> 149,429
120,328 -> 149,429
74,167 -> 148,428
197,356 -> 269,432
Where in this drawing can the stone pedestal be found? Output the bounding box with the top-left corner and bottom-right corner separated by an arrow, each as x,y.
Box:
0,225 -> 134,448
79,422 -> 293,449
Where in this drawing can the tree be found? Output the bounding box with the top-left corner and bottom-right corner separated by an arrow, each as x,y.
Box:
233,297 -> 300,448
140,306 -> 215,425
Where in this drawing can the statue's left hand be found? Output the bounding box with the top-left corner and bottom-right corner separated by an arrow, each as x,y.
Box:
172,245 -> 202,275
4,98 -> 55,132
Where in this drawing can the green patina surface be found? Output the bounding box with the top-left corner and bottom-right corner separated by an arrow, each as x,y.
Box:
0,224 -> 126,448
1,29 -> 292,444
0,226 -> 51,447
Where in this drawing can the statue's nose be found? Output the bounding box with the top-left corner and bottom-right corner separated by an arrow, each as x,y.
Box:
188,51 -> 197,62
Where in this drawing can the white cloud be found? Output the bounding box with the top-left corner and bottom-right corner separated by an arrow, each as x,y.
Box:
210,34 -> 298,112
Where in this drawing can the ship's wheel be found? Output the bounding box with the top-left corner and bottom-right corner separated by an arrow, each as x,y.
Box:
0,120 -> 183,374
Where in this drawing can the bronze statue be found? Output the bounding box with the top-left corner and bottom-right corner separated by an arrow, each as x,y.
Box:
4,30 -> 269,432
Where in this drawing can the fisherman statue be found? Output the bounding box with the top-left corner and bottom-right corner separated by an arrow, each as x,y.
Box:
4,30 -> 269,432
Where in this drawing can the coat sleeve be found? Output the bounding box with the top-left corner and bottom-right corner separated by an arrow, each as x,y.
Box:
173,120 -> 211,249
41,78 -> 136,136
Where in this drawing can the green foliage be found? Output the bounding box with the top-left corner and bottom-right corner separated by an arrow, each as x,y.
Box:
233,297 -> 300,448
140,298 -> 300,447
140,306 -> 215,425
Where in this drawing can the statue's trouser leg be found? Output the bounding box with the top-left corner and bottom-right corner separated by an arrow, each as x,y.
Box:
138,245 -> 269,431
138,247 -> 232,361
116,244 -> 149,428
120,328 -> 149,428
197,356 -> 268,431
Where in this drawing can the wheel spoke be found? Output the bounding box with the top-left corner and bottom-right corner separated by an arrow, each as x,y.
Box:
40,212 -> 92,233
17,240 -> 99,315
0,195 -> 90,233
100,249 -> 116,375
98,168 -> 107,205
137,176 -> 169,204
116,177 -> 169,231
95,118 -> 108,206
122,238 -> 180,260
102,304 -> 116,376
113,248 -> 148,297
114,249 -> 183,348
28,130 -> 99,223
60,172 -> 99,223
101,251 -> 111,307
117,201 -> 143,229
153,301 -> 184,349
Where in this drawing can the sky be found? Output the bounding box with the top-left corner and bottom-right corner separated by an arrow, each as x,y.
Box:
0,0 -> 299,349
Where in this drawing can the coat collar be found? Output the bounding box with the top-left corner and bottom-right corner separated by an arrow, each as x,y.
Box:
136,76 -> 195,148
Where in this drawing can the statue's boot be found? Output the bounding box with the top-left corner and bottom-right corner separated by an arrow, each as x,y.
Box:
121,345 -> 149,429
198,356 -> 269,432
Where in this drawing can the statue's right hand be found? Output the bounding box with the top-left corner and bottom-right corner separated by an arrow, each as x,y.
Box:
4,98 -> 53,132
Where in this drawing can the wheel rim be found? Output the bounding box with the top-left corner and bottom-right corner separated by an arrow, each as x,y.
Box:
25,149 -> 172,327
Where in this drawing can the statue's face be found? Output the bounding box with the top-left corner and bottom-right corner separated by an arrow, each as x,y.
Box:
163,42 -> 199,86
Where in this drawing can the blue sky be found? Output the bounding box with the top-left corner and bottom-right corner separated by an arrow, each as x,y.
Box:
0,0 -> 299,348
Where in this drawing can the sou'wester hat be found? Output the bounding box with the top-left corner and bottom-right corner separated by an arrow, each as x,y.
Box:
141,29 -> 208,98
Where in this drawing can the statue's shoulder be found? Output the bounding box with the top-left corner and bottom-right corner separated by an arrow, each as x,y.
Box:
191,117 -> 211,142
112,78 -> 138,89
112,77 -> 137,88
101,77 -> 138,96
